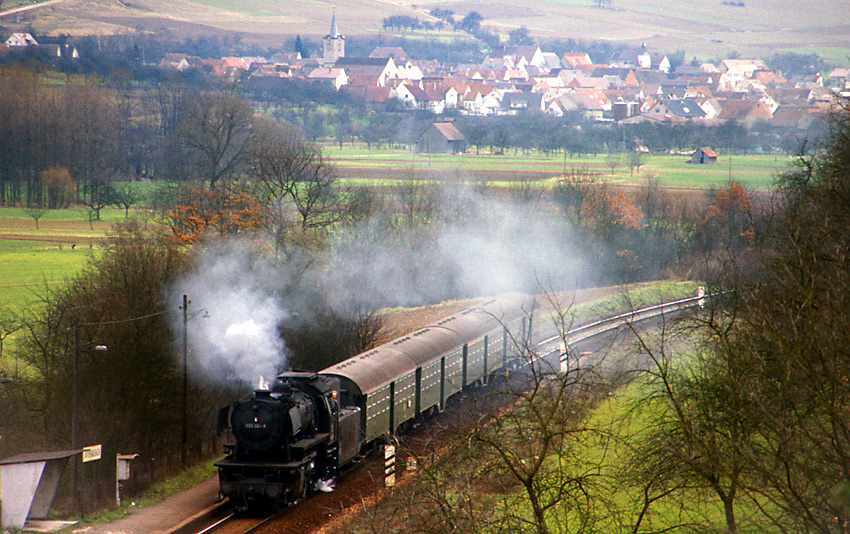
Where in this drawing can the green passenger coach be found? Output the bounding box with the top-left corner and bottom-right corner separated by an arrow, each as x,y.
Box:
322,295 -> 534,443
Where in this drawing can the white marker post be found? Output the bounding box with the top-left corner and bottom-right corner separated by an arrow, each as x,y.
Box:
384,444 -> 396,487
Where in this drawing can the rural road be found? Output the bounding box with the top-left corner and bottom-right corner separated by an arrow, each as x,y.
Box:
0,0 -> 71,19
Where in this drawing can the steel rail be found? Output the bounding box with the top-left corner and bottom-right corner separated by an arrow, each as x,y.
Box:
195,513 -> 235,534
190,512 -> 277,534
535,291 -> 708,364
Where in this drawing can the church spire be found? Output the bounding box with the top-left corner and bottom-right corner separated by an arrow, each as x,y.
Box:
328,7 -> 340,39
323,6 -> 344,62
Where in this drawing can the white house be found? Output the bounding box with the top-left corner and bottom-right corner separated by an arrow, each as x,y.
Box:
5,33 -> 38,47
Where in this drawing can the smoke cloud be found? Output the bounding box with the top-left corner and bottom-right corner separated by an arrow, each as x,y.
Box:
169,186 -> 587,387
324,191 -> 585,309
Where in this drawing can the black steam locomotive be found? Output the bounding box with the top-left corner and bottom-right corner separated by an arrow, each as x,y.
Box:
215,296 -> 533,510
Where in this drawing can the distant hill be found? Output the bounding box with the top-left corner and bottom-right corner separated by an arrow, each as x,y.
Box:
1,0 -> 848,60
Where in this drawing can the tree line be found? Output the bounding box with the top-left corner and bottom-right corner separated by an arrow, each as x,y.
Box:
382,10 -> 486,34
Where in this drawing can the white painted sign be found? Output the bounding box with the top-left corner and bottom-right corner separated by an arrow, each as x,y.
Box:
82,444 -> 102,463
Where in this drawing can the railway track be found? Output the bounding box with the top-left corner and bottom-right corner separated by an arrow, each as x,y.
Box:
189,512 -> 278,534
192,291 -> 710,534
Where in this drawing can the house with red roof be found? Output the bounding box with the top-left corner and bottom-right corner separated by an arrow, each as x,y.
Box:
561,53 -> 592,68
334,57 -> 400,87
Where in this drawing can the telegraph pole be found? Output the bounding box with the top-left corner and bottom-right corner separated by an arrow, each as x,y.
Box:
72,319 -> 81,516
181,294 -> 188,466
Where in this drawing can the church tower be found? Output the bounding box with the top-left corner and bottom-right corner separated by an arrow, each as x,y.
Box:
323,9 -> 345,63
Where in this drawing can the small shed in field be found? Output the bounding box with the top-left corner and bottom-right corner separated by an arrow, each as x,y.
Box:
691,147 -> 718,164
416,123 -> 466,154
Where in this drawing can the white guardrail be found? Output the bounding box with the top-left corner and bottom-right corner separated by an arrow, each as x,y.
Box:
536,286 -> 707,368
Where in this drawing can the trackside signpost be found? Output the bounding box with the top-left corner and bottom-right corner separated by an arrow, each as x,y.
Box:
79,444 -> 102,519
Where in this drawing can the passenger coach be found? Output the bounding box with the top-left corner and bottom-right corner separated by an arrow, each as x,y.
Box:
322,295 -> 535,443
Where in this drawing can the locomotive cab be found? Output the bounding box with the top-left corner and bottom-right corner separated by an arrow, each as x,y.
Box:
215,372 -> 351,510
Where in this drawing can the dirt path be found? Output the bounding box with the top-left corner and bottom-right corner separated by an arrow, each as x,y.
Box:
0,218 -> 113,244
0,0 -> 72,18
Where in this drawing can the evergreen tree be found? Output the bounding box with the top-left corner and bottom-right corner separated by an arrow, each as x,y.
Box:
294,35 -> 308,58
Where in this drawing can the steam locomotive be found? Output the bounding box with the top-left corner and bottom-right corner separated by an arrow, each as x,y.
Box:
215,295 -> 534,510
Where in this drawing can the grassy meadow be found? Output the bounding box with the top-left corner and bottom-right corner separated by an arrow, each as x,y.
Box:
0,206 -> 131,373
326,146 -> 788,189
0,238 -> 92,313
0,209 -> 123,312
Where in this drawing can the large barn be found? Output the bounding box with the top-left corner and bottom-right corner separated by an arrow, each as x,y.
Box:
416,123 -> 466,154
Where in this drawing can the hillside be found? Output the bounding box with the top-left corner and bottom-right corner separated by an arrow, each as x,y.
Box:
0,0 -> 847,60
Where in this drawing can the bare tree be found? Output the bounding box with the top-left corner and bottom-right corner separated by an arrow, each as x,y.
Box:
390,167 -> 437,234
552,167 -> 600,228
627,151 -> 645,176
246,120 -> 345,256
111,182 -> 140,217
178,92 -> 254,188
82,180 -> 115,226
626,301 -> 758,534
470,346 -> 606,534
713,104 -> 850,533
605,148 -> 620,176
24,207 -> 47,229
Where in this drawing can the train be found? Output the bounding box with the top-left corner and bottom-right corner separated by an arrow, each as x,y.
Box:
214,294 -> 535,510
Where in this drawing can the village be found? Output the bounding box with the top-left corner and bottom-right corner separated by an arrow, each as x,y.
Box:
3,10 -> 849,140
144,12 -> 850,132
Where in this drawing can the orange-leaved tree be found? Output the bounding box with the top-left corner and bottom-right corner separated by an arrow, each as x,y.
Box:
706,180 -> 753,250
159,184 -> 266,245
581,186 -> 644,244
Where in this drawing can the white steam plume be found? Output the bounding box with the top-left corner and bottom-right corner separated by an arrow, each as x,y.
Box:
169,242 -> 289,387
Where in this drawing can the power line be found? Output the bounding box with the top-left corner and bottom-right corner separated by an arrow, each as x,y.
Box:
79,309 -> 169,327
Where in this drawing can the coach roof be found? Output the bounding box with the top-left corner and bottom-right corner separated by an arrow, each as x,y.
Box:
321,295 -> 532,395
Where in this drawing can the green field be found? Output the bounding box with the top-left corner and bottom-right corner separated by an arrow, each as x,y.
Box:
325,146 -> 788,189
0,206 -> 117,374
0,206 -> 129,315
0,237 -> 93,375
0,238 -> 92,312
